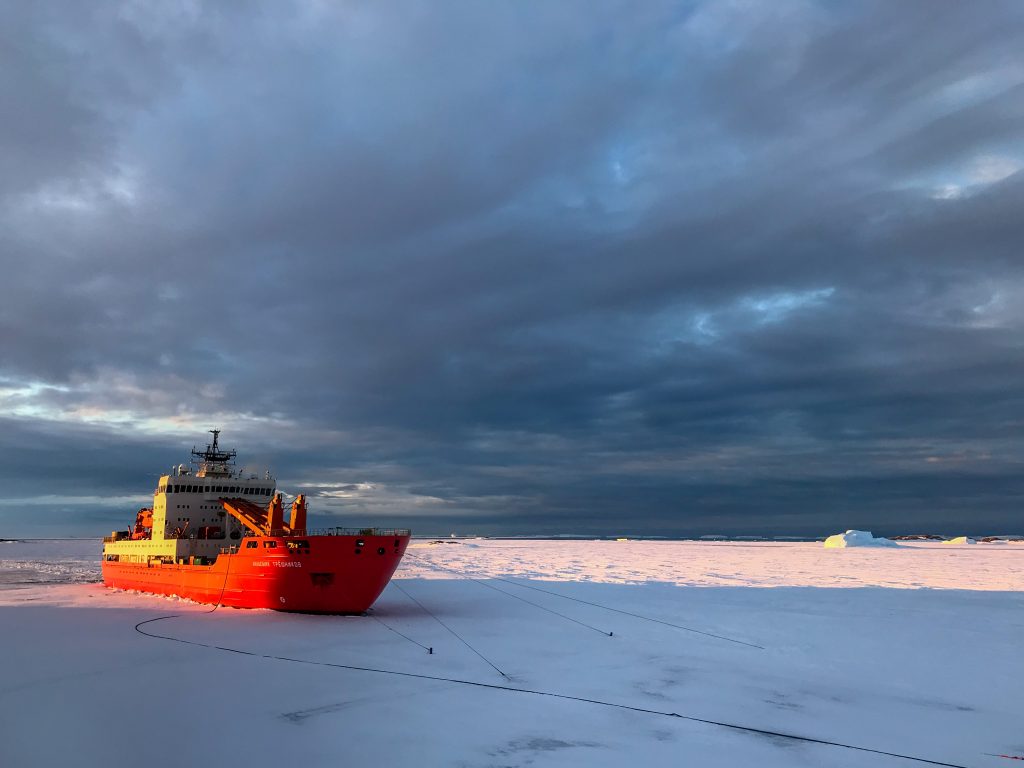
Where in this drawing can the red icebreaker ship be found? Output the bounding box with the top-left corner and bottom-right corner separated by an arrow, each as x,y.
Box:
102,430 -> 410,613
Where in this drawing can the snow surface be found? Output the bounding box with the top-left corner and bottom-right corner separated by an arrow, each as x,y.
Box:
1,538 -> 1022,768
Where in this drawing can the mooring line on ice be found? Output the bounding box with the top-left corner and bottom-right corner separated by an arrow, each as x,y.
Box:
130,543 -> 234,636
404,553 -> 761,649
492,575 -> 763,648
133,615 -> 970,768
390,581 -> 509,680
402,555 -> 613,636
467,577 -> 614,636
368,611 -> 433,654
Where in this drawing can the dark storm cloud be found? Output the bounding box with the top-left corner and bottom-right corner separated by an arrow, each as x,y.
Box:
2,0 -> 1024,536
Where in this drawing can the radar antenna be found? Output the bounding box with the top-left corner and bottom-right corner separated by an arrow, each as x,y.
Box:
191,429 -> 237,476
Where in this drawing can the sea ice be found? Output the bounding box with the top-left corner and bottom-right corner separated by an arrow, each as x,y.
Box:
1,538 -> 1021,768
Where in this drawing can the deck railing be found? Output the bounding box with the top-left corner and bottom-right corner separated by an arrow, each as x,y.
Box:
239,527 -> 411,538
307,527 -> 411,537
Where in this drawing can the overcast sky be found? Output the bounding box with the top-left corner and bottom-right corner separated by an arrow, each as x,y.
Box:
2,1 -> 1023,537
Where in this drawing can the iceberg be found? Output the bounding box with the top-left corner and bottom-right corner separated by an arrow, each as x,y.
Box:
823,530 -> 899,548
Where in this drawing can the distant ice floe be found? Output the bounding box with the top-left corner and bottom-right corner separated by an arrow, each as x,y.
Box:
823,530 -> 899,548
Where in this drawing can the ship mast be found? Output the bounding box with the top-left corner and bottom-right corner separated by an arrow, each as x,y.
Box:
191,428 -> 237,478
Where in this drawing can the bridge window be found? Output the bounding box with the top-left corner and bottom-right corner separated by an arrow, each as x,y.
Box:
246,541 -> 258,549
263,541 -> 277,549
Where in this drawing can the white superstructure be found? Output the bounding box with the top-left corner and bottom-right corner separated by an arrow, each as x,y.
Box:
103,430 -> 278,563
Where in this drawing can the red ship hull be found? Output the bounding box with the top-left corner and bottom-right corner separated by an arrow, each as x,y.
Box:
102,533 -> 410,613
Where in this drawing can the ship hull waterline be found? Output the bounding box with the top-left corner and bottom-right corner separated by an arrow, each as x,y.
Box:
103,534 -> 410,614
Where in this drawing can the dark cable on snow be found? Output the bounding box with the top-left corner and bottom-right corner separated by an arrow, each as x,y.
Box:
369,611 -> 433,654
404,555 -> 612,636
495,576 -> 763,648
466,576 -> 614,637
132,542 -> 234,634
404,554 -> 761,649
391,581 -> 509,679
133,615 -> 970,768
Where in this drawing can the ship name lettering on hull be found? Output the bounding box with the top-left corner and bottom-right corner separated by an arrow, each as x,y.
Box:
253,560 -> 302,567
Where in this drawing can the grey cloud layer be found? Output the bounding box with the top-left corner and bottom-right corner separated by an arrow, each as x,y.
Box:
2,1 -> 1023,536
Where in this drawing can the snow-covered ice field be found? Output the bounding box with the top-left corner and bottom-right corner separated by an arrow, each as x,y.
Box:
1,538 -> 1021,768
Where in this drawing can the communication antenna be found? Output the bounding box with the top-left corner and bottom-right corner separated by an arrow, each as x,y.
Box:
191,428 -> 237,476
